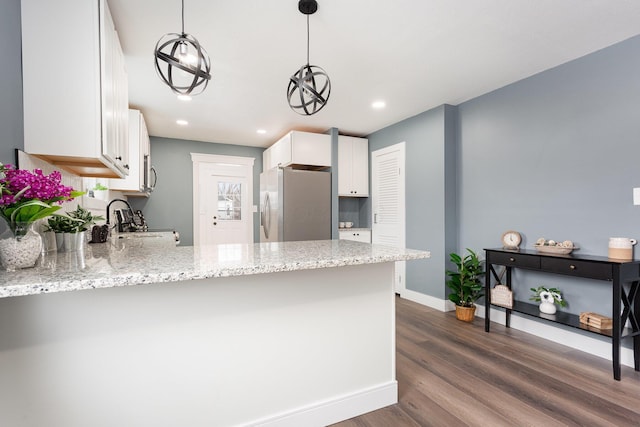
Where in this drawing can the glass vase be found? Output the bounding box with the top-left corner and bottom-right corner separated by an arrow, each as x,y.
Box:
0,220 -> 43,271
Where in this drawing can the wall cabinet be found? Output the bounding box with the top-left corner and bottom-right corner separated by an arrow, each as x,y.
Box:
339,229 -> 371,243
263,131 -> 331,170
110,110 -> 151,195
338,136 -> 369,196
21,0 -> 129,178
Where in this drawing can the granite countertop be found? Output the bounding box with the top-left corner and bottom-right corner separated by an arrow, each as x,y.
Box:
0,238 -> 430,299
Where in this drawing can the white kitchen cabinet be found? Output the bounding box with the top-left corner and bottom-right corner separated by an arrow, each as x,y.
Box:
338,136 -> 369,196
339,229 -> 371,243
265,131 -> 331,170
21,0 -> 129,178
110,110 -> 151,195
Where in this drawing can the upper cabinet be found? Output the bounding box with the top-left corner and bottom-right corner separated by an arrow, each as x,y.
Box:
338,136 -> 369,197
110,110 -> 152,195
263,131 -> 331,170
21,0 -> 129,178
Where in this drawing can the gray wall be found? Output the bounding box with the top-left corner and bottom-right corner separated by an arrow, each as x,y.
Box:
129,137 -> 263,246
457,34 -> 640,318
0,0 -> 23,165
367,105 -> 457,298
366,34 -> 640,323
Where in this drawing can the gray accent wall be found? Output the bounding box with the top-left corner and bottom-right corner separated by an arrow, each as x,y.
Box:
366,34 -> 640,337
0,0 -> 23,165
457,34 -> 640,320
367,105 -> 457,299
128,137 -> 263,247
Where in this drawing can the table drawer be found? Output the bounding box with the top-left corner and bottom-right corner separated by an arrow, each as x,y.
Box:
540,258 -> 612,280
487,252 -> 540,269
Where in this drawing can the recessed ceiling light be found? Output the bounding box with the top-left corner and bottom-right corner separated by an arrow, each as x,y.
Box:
372,100 -> 386,109
177,95 -> 192,101
256,129 -> 267,134
176,119 -> 189,126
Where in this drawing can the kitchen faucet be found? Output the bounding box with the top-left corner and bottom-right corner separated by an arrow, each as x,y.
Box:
105,198 -> 135,232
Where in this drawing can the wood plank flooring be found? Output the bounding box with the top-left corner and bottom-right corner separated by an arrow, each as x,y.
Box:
332,297 -> 640,427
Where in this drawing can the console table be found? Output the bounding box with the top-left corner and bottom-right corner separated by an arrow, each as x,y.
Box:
484,248 -> 640,381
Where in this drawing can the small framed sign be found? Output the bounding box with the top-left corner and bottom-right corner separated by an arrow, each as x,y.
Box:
491,284 -> 513,308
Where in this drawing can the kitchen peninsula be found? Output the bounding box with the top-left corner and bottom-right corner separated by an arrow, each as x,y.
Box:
0,239 -> 429,427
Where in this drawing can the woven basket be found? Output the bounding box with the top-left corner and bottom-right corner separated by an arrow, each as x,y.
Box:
455,305 -> 476,322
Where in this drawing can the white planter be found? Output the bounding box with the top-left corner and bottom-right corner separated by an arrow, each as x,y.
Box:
539,301 -> 557,314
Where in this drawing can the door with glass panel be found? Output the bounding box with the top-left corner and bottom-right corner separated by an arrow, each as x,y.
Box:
198,162 -> 252,245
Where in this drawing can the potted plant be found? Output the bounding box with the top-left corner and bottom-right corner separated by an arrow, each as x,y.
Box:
92,182 -> 109,201
46,206 -> 104,251
530,286 -> 567,314
446,248 -> 485,322
0,163 -> 82,269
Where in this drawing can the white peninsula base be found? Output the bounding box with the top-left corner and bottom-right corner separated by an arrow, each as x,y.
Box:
0,262 -> 398,426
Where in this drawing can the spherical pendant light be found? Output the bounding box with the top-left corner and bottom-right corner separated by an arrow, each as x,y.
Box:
287,0 -> 331,115
154,0 -> 211,96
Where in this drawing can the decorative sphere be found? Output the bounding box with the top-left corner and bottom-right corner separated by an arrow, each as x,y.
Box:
287,64 -> 331,115
154,32 -> 211,96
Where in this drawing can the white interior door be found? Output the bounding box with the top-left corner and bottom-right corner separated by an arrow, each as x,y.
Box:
372,142 -> 406,293
192,154 -> 254,245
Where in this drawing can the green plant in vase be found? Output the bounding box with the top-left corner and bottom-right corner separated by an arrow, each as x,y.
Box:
530,286 -> 567,315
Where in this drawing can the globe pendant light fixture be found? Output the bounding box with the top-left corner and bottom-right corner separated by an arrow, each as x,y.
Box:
287,0 -> 331,116
154,0 -> 211,96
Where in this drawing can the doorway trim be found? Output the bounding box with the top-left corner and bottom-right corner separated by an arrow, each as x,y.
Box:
191,153 -> 255,246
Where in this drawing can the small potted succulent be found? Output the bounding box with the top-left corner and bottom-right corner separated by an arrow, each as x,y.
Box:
446,248 -> 485,322
530,286 -> 567,314
47,206 -> 104,251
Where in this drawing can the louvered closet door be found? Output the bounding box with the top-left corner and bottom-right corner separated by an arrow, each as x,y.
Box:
371,142 -> 406,293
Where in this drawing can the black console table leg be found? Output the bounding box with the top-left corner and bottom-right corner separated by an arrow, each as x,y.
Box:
613,276 -> 622,381
485,267 -> 491,332
634,281 -> 640,371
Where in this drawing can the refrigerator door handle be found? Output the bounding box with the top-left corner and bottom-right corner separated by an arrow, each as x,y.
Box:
263,192 -> 271,239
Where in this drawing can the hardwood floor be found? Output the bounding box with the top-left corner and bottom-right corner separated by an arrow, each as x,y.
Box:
332,297 -> 640,427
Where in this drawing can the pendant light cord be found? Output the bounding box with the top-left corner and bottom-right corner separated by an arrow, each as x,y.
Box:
181,0 -> 185,34
306,14 -> 310,65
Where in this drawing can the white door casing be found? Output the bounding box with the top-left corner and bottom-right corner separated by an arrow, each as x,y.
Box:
192,153 -> 254,245
371,142 -> 406,293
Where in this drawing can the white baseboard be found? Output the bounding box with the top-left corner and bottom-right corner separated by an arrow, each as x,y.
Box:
247,381 -> 398,427
401,288 -> 452,311
401,295 -> 635,369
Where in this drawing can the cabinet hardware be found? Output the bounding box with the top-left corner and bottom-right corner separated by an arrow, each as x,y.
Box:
570,265 -> 576,270
509,257 -> 515,262
115,156 -> 122,161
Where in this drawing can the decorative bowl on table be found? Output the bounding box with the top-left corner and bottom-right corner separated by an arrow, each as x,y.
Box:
534,238 -> 577,255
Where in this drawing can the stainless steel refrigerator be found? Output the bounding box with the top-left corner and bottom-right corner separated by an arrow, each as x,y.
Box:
260,167 -> 331,242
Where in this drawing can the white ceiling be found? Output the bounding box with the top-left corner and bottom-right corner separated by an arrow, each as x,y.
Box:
108,0 -> 640,148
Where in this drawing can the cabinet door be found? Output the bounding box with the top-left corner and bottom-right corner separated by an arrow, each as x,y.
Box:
338,138 -> 353,196
338,136 -> 369,197
351,138 -> 369,196
100,0 -> 118,166
271,133 -> 292,168
290,131 -> 332,167
110,110 -> 146,192
339,230 -> 371,243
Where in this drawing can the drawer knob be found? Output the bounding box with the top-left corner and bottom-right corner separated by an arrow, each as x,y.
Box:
509,257 -> 515,262
570,265 -> 576,270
